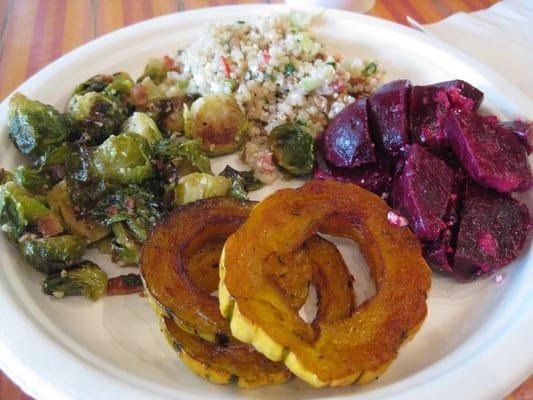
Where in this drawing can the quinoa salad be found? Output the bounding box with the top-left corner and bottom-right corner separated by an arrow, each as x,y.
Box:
165,12 -> 383,182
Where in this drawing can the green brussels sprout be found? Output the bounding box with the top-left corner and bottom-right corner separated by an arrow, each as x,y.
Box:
73,72 -> 134,99
184,94 -> 247,155
36,143 -> 69,174
47,181 -> 110,243
174,173 -> 231,205
66,91 -> 128,144
132,77 -> 165,105
269,123 -> 315,176
14,165 -> 54,195
154,138 -> 212,177
8,93 -> 70,159
121,112 -> 163,144
90,186 -> 162,243
65,144 -> 112,215
138,57 -> 174,85
219,165 -> 264,199
145,97 -> 187,135
93,133 -> 154,184
0,181 -> 63,241
42,260 -> 108,301
111,222 -> 141,265
19,234 -> 88,274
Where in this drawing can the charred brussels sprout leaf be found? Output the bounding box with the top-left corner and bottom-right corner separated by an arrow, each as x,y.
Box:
66,92 -> 128,144
111,222 -> 141,265
90,186 -> 162,242
36,143 -> 69,175
42,261 -> 108,301
0,169 -> 14,185
73,72 -> 134,99
93,133 -> 154,184
14,165 -> 55,195
269,123 -> 315,176
174,173 -> 231,205
184,94 -> 247,155
19,235 -> 88,274
138,57 -> 174,85
0,182 -> 63,241
154,138 -> 212,176
219,165 -> 263,199
8,93 -> 70,159
121,112 -> 163,144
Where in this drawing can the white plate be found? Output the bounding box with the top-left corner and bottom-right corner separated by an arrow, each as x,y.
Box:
1,5 -> 532,400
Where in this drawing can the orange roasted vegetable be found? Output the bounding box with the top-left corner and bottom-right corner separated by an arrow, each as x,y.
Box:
219,180 -> 432,387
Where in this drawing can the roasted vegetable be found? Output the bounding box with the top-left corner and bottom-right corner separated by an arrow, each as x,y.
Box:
0,181 -> 63,241
184,94 -> 247,155
35,143 -> 69,176
121,112 -> 163,144
66,91 -> 128,144
107,273 -> 144,296
73,72 -> 134,100
19,234 -> 88,274
219,180 -> 431,387
14,165 -> 54,195
8,93 -> 70,159
93,132 -> 154,184
154,138 -> 212,176
138,57 -> 175,85
47,181 -> 110,242
90,186 -> 162,243
174,173 -> 231,205
42,261 -> 108,301
269,123 -> 315,176
110,222 -> 141,265
219,165 -> 263,199
0,169 -> 14,185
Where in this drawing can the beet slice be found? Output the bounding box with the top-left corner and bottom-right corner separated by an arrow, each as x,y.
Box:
368,79 -> 411,158
454,180 -> 531,279
423,232 -> 454,273
410,80 -> 484,152
445,108 -> 532,193
314,141 -> 391,196
323,97 -> 376,168
390,144 -> 455,241
499,120 -> 532,154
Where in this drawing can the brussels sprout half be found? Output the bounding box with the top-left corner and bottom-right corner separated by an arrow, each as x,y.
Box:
184,94 -> 247,156
174,173 -> 231,205
269,123 -> 315,176
8,93 -> 70,159
121,112 -> 163,145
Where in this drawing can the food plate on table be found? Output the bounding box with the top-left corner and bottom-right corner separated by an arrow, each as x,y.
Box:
0,4 -> 531,400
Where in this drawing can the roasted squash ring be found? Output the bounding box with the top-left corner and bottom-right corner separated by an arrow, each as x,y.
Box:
219,180 -> 432,387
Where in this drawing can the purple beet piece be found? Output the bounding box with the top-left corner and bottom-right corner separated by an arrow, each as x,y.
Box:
423,230 -> 455,273
500,120 -> 532,154
368,79 -> 411,158
390,144 -> 455,241
323,97 -> 376,168
410,80 -> 484,151
454,180 -> 531,279
445,108 -> 532,193
314,142 -> 391,196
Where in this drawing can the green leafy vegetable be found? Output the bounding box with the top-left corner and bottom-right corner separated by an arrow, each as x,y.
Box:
269,123 -> 315,176
14,165 -> 54,195
174,173 -> 231,205
42,261 -> 108,301
121,112 -> 163,144
154,138 -> 212,176
110,222 -> 141,265
219,165 -> 263,199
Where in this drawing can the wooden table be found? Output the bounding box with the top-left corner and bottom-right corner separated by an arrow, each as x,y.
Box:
0,0 -> 530,399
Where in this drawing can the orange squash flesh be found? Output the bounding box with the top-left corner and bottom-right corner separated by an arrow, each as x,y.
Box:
220,180 -> 432,387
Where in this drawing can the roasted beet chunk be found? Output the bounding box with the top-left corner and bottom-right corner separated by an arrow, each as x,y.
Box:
323,97 -> 376,168
499,120 -> 532,154
454,181 -> 531,279
390,144 -> 455,241
410,80 -> 483,151
314,142 -> 391,196
368,79 -> 411,158
445,109 -> 532,192
423,232 -> 454,273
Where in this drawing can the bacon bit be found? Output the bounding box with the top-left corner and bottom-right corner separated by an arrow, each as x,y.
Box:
261,49 -> 271,65
36,215 -> 64,237
107,274 -> 144,296
330,79 -> 345,94
258,152 -> 275,173
124,197 -> 135,211
387,211 -> 409,227
131,84 -> 148,107
220,55 -> 232,78
163,55 -> 175,70
105,205 -> 119,216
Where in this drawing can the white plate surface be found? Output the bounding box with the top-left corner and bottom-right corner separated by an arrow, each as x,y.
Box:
0,5 -> 532,400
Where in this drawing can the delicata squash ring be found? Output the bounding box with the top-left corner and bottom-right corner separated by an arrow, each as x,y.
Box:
141,197 -> 356,387
219,180 -> 432,387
